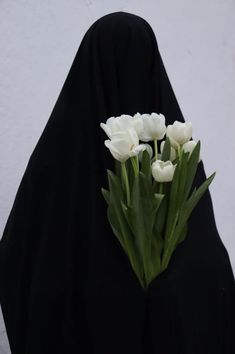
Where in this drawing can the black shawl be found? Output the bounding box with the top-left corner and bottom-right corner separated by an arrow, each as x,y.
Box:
0,11 -> 234,354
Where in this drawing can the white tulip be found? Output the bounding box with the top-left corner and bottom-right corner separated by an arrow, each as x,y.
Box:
138,143 -> 153,162
160,140 -> 177,161
100,113 -> 143,139
151,160 -> 177,182
135,112 -> 166,142
182,140 -> 201,162
166,121 -> 192,149
104,128 -> 146,162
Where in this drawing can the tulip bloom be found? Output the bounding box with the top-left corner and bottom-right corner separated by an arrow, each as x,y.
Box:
151,160 -> 177,182
166,121 -> 192,149
135,112 -> 166,142
100,114 -> 143,139
104,128 -> 146,162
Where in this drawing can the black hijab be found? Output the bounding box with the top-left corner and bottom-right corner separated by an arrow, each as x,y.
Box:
0,11 -> 234,354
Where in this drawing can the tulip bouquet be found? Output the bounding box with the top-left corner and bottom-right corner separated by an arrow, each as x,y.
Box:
100,113 -> 216,290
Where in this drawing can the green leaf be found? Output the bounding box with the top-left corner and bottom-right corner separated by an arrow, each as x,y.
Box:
171,171 -> 216,257
180,171 -> 216,226
182,140 -> 201,204
153,192 -> 168,235
141,149 -> 151,180
124,172 -> 158,285
149,233 -> 164,283
107,169 -> 134,257
161,136 -> 171,162
131,174 -> 150,249
101,187 -> 110,205
125,158 -> 135,194
107,169 -> 124,198
107,204 -> 126,251
175,150 -> 189,210
114,159 -> 122,179
107,170 -> 127,244
176,221 -> 188,246
162,171 -> 215,273
106,169 -> 145,286
153,193 -> 165,212
164,161 -> 181,240
107,203 -> 144,287
152,179 -> 160,194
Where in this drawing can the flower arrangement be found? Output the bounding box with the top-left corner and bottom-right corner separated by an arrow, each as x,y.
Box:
100,112 -> 215,291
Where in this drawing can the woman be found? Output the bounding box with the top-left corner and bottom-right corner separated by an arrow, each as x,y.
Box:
0,11 -> 234,354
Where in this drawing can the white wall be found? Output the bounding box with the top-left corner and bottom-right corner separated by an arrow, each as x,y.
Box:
0,1 -> 235,352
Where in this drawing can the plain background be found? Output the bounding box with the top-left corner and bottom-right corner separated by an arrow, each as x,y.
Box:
0,1 -> 235,352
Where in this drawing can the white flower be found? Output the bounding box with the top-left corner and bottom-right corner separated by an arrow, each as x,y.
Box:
138,143 -> 153,162
135,112 -> 166,142
151,160 -> 177,182
100,114 -> 143,139
182,140 -> 201,162
160,140 -> 177,162
104,128 -> 146,162
166,121 -> 192,149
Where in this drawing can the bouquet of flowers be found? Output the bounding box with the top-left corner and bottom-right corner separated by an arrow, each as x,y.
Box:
100,112 -> 216,291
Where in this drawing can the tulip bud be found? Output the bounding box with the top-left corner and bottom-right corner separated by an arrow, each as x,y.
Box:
182,140 -> 201,162
138,143 -> 153,162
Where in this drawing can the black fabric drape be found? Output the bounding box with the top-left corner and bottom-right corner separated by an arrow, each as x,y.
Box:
0,11 -> 234,354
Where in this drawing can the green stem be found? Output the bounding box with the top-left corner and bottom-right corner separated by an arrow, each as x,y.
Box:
135,155 -> 139,174
121,162 -> 130,205
159,183 -> 164,194
130,156 -> 138,177
154,139 -> 158,161
178,144 -> 182,160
